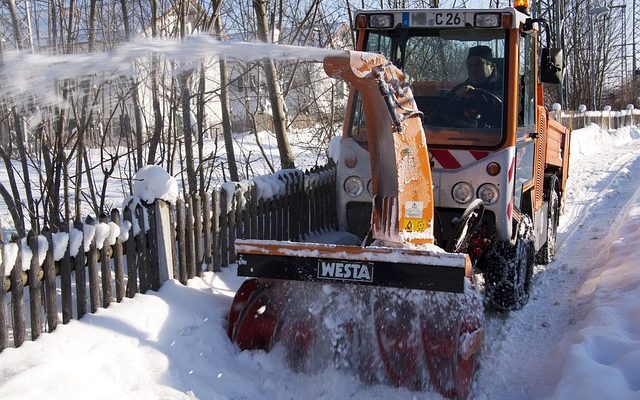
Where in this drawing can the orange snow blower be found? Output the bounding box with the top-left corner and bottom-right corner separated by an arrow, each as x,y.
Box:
227,51 -> 484,398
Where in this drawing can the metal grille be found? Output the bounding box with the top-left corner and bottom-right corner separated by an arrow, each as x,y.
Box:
535,109 -> 547,209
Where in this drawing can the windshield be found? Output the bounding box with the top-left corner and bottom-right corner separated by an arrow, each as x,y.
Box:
350,28 -> 507,148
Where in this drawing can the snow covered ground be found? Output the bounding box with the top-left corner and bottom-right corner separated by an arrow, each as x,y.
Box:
1,123 -> 640,399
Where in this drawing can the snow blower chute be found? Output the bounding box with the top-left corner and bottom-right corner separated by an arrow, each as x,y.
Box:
227,51 -> 484,399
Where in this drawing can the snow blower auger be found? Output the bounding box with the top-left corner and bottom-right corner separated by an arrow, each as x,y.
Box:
227,51 -> 484,399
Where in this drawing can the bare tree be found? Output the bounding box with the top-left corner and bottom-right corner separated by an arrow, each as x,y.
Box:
252,0 -> 295,169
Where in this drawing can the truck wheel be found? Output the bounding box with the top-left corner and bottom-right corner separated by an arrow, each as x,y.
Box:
536,189 -> 559,264
483,215 -> 535,311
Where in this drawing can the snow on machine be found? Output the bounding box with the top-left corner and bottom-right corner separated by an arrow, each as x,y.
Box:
228,2 -> 570,398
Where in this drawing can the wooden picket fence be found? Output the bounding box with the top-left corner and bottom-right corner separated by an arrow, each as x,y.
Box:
0,162 -> 336,351
551,109 -> 639,131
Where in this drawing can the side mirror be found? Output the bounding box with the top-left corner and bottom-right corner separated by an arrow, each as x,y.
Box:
541,48 -> 563,84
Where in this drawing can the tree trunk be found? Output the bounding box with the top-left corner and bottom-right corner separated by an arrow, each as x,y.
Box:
87,0 -> 97,51
181,75 -> 198,193
146,1 -> 163,165
252,0 -> 295,169
214,17 -> 239,181
6,0 -> 22,49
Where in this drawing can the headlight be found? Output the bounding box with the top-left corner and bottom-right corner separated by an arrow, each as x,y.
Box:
474,13 -> 501,28
452,182 -> 473,204
344,176 -> 364,197
369,14 -> 393,28
478,183 -> 500,205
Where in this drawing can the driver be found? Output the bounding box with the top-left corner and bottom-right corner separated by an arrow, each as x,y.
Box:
445,45 -> 503,128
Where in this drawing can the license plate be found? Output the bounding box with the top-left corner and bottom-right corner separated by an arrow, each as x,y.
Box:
427,12 -> 466,27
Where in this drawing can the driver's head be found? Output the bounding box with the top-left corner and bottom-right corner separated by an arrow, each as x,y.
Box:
466,45 -> 495,85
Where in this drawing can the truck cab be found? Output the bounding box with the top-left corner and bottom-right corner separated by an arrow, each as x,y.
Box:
334,6 -> 570,310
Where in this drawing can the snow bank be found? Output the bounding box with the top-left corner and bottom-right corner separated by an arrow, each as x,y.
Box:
549,171 -> 640,399
570,125 -> 640,159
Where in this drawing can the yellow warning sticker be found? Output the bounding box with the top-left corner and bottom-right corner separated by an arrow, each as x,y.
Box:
404,218 -> 428,232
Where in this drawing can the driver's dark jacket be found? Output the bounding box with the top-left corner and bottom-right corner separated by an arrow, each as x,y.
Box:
448,72 -> 503,128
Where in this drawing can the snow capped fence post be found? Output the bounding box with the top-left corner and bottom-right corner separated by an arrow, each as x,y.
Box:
242,187 -> 251,240
11,239 -> 26,347
249,184 -> 258,240
219,188 -> 229,268
228,188 -> 238,264
60,223 -> 73,323
176,198 -> 188,285
626,105 -> 635,126
123,207 -> 138,298
232,188 -> 242,261
185,196 -> 197,280
74,220 -> 88,319
99,214 -> 113,309
146,204 -> 159,291
282,175 -> 290,241
134,205 -> 149,293
152,200 -> 175,290
212,190 -> 221,272
111,210 -> 125,302
27,231 -> 43,341
192,194 -> 203,278
201,192 -> 212,273
85,216 -> 101,314
43,229 -> 58,332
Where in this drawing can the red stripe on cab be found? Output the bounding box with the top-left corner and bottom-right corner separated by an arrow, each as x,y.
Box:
430,149 -> 462,169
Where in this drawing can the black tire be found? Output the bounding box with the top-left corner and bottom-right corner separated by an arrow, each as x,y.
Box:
536,189 -> 559,264
483,215 -> 535,311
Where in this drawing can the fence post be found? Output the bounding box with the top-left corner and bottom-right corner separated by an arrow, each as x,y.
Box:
60,222 -> 73,323
185,196 -> 196,280
135,205 -> 149,293
176,198 -> 188,285
27,231 -> 42,340
11,240 -> 25,347
111,209 -> 125,302
43,229 -> 58,332
212,190 -> 221,272
154,200 -> 175,288
193,194 -> 203,277
74,220 -> 87,318
123,208 -> 138,297
0,242 -> 8,351
201,191 -> 212,272
99,214 -> 112,309
85,216 -> 100,313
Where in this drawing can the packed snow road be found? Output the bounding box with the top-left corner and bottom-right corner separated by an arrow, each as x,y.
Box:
473,125 -> 640,399
1,125 -> 639,400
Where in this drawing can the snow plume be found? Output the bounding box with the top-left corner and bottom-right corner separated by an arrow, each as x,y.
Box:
0,36 -> 343,123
